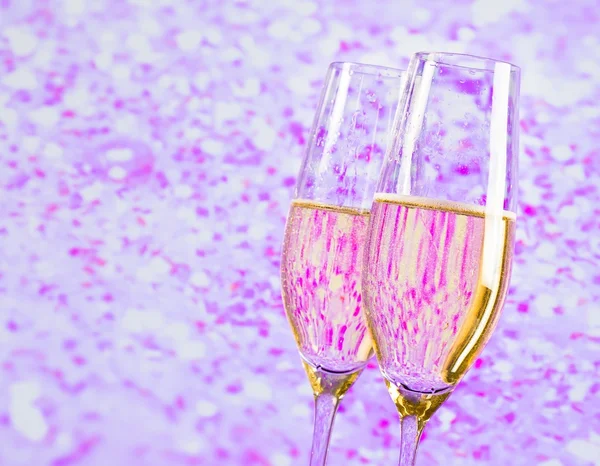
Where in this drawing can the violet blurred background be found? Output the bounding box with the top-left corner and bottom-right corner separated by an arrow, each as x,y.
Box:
0,0 -> 598,465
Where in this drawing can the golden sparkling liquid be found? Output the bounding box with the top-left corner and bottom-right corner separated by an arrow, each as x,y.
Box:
281,199 -> 372,393
364,194 -> 516,422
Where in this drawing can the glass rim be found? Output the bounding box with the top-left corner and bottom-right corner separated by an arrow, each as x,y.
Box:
329,61 -> 405,78
413,52 -> 520,72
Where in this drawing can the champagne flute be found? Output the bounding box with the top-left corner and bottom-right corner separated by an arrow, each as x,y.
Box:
363,52 -> 520,465
281,62 -> 405,465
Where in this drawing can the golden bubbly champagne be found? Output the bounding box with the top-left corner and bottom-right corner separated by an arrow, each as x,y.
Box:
363,194 -> 516,422
281,199 -> 373,393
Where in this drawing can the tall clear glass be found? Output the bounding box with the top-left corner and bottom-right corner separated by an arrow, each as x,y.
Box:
363,52 -> 520,465
281,62 -> 405,465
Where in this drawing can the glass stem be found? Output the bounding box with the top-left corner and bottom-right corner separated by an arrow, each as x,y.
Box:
302,363 -> 362,465
398,415 -> 422,466
309,392 -> 340,466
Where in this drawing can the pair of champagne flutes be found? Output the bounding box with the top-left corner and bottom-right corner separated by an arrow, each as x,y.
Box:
281,52 -> 520,465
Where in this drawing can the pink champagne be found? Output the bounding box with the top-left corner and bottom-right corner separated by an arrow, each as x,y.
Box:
281,199 -> 373,379
363,194 -> 515,417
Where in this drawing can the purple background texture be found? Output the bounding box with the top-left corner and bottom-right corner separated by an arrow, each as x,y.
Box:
0,0 -> 598,465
